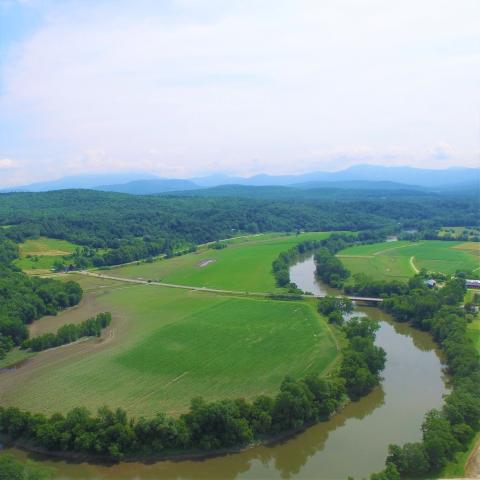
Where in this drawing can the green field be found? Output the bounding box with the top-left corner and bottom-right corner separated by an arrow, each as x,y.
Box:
13,236 -> 79,272
337,240 -> 479,281
0,272 -> 337,417
111,232 -> 331,292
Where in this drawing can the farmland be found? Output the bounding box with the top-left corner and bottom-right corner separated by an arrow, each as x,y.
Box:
0,241 -> 338,417
110,232 -> 331,292
337,240 -> 479,281
13,236 -> 79,273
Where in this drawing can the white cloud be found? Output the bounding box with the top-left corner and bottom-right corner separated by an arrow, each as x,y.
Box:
0,158 -> 20,169
0,0 -> 479,184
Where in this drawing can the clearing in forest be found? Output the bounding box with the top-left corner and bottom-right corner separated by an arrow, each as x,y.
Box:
13,236 -> 79,273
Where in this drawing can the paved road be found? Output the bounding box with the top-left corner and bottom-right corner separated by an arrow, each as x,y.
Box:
74,270 -> 382,303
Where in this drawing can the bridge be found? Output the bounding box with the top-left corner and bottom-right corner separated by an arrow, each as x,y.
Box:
306,293 -> 382,303
343,296 -> 383,304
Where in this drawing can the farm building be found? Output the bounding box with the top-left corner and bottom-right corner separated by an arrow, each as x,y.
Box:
465,279 -> 480,289
425,279 -> 436,288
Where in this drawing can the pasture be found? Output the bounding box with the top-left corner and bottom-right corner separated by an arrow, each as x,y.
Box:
13,236 -> 79,273
110,232 -> 332,292
0,274 -> 337,417
338,240 -> 479,281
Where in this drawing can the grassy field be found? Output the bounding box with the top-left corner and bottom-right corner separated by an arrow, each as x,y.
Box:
0,273 -> 337,417
110,232 -> 332,292
337,240 -> 479,281
13,236 -> 79,273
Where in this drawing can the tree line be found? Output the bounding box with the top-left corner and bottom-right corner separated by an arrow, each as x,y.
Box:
0,316 -> 384,460
21,312 -> 111,352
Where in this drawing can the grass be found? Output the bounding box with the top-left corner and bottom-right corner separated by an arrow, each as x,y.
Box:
0,275 -> 337,417
338,240 -> 479,281
110,232 -> 332,292
0,349 -> 35,369
440,430 -> 480,477
13,236 -> 79,273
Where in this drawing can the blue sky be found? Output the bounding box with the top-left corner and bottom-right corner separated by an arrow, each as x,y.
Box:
0,0 -> 479,187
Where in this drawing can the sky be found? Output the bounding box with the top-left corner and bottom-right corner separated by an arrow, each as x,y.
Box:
0,0 -> 479,187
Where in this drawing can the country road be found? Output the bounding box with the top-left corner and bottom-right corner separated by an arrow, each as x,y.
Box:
75,270 -> 268,297
73,270 -> 383,303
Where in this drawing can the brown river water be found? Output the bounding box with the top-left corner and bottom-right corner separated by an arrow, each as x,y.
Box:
4,255 -> 448,479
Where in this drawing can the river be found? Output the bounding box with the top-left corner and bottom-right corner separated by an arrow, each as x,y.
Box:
5,254 -> 448,479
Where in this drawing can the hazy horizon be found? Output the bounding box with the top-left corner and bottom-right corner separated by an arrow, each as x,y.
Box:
2,162 -> 478,191
1,0 -> 479,187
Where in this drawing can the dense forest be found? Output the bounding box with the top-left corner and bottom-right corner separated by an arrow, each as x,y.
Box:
0,189 -> 477,268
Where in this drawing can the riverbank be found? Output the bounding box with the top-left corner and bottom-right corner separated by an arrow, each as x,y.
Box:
2,400 -> 355,465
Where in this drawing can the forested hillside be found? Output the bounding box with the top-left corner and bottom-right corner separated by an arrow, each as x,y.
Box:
0,189 -> 477,269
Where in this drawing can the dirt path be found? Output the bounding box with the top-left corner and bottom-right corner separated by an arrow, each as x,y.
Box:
75,270 -> 268,297
74,271 -> 383,303
409,256 -> 420,274
466,440 -> 480,478
372,241 -> 423,256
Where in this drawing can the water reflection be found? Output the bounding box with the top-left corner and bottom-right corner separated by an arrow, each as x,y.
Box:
8,385 -> 385,480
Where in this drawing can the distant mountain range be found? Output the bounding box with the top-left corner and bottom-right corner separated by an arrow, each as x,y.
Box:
192,165 -> 479,188
2,165 -> 478,195
95,178 -> 198,195
2,172 -> 158,192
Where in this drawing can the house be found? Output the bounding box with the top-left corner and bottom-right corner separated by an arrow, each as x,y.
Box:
425,279 -> 437,288
466,279 -> 480,289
